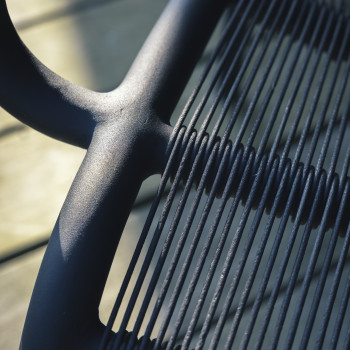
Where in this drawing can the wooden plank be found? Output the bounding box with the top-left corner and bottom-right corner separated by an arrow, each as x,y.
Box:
0,128 -> 84,256
12,0 -> 166,90
0,248 -> 44,350
7,0 -> 117,29
7,0 -> 164,29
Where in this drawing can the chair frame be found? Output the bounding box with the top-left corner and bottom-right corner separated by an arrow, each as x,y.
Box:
2,0 -> 350,349
0,0 -> 228,348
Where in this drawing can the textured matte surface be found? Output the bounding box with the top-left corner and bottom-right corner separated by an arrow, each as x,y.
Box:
2,0 -> 350,349
0,0 -> 166,257
0,0 -> 227,348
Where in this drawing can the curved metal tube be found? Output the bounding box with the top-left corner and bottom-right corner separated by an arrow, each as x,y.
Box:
0,1 -> 98,148
0,0 -> 228,348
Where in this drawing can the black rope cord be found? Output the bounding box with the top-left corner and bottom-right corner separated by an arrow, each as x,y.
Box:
100,0 -> 350,348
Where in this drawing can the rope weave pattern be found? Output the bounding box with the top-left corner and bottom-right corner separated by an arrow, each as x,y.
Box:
100,0 -> 350,348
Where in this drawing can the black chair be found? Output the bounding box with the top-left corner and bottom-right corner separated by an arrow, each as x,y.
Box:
1,0 -> 350,349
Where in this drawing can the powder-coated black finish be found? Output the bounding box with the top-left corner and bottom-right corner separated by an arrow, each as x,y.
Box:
1,0 -> 350,349
0,0 -> 226,348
